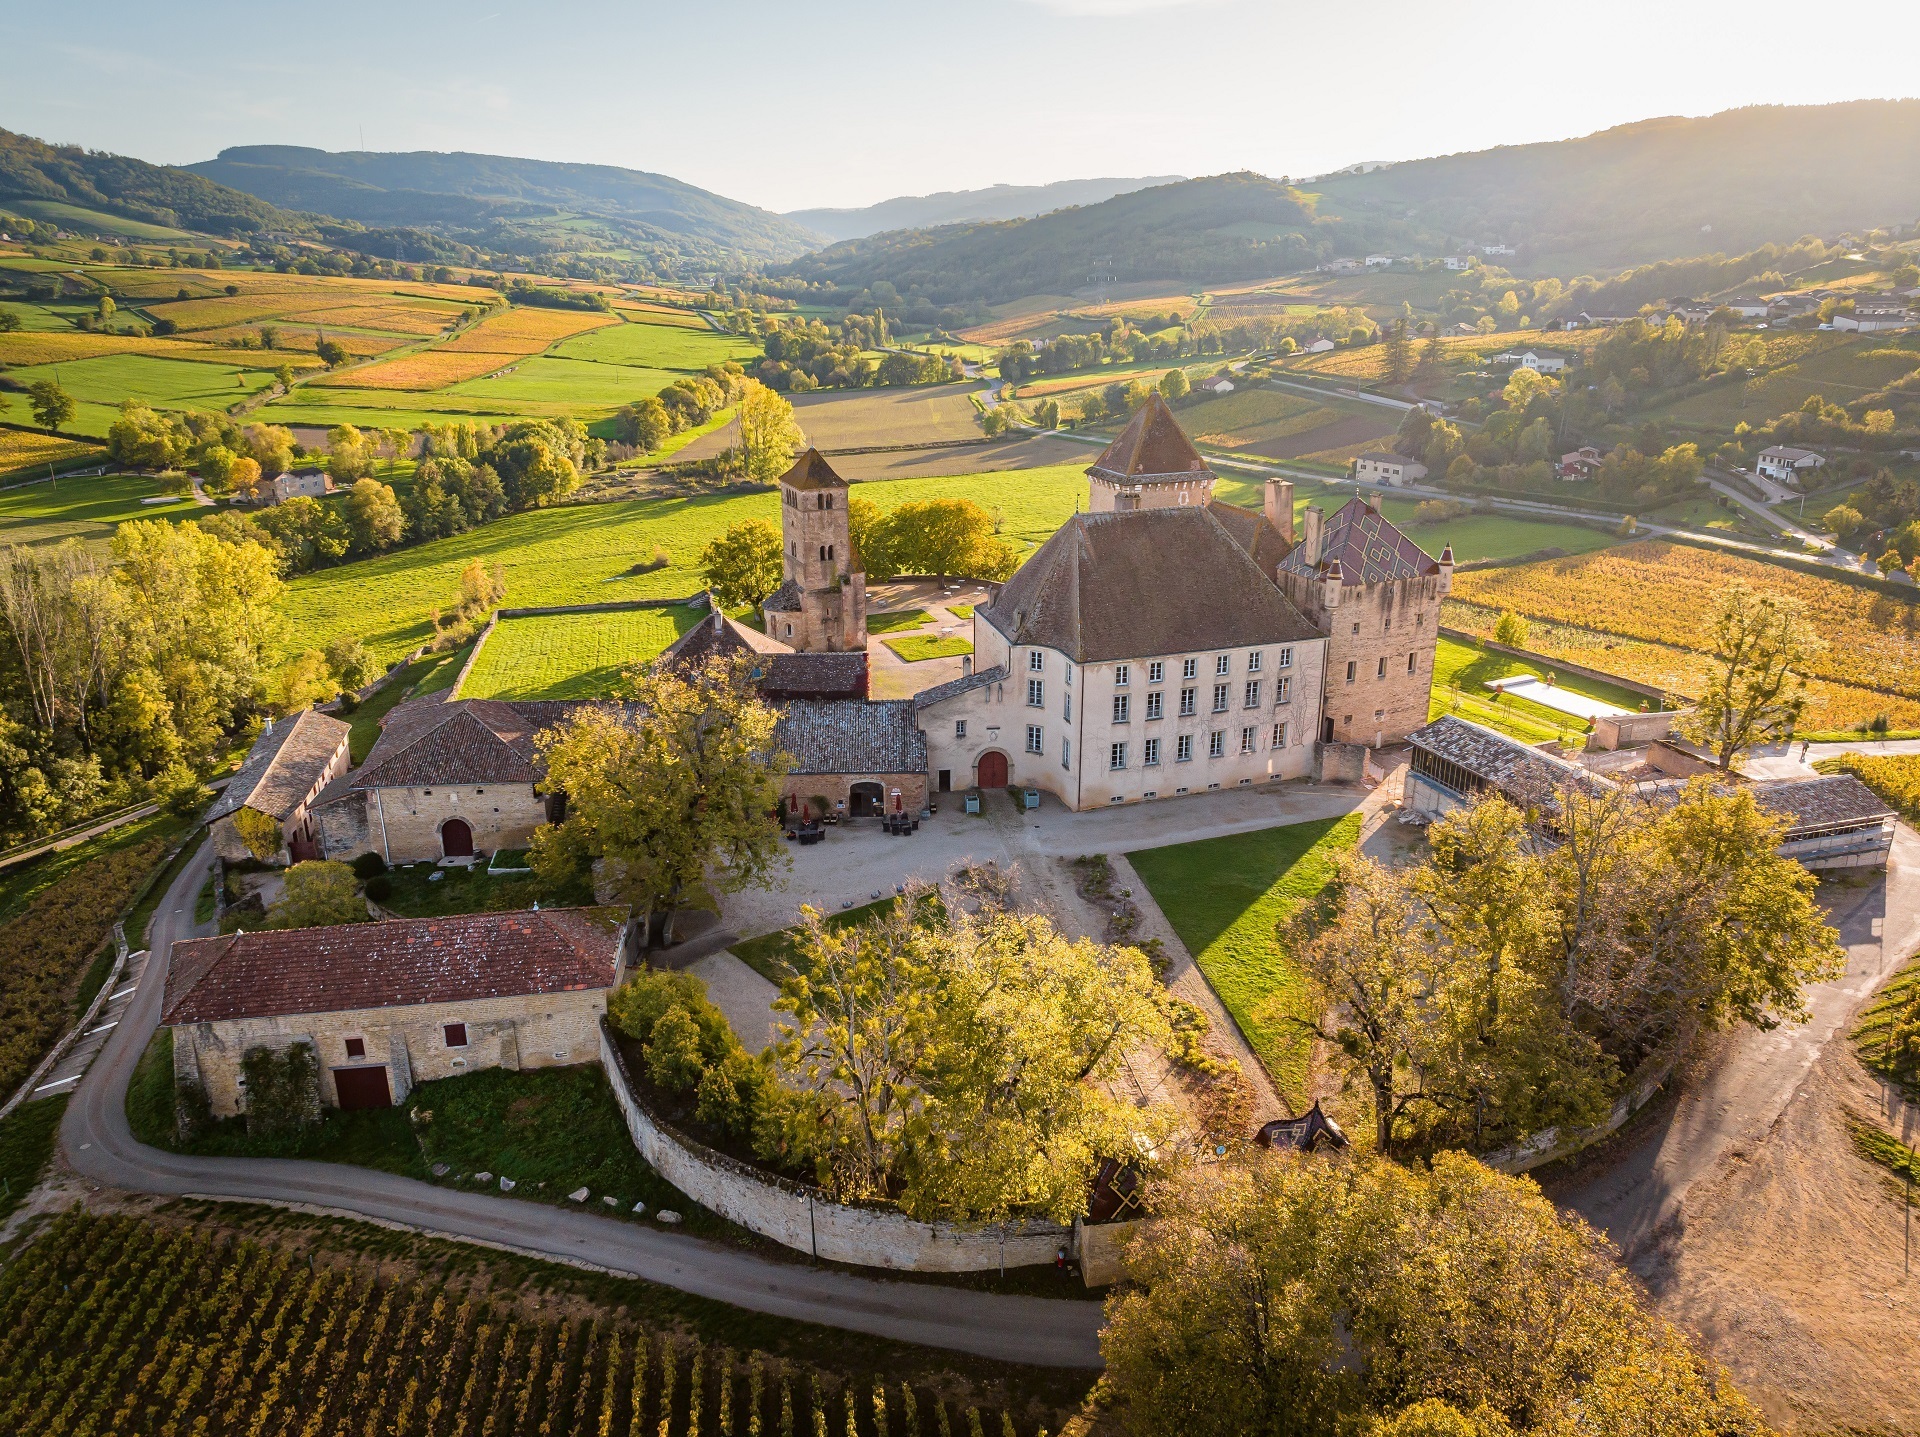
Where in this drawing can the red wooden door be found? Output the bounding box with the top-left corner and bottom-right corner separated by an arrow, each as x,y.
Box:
332,1066 -> 392,1110
440,818 -> 474,857
977,751 -> 1008,788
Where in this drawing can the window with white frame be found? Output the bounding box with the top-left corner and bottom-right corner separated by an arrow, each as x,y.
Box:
1112,694 -> 1130,722
1277,646 -> 1293,668
1244,680 -> 1261,708
1215,654 -> 1231,676
1271,721 -> 1288,748
1143,737 -> 1160,765
1064,694 -> 1072,721
1212,683 -> 1229,713
1276,675 -> 1291,703
1182,657 -> 1198,680
1179,687 -> 1197,716
1028,650 -> 1044,672
1241,726 -> 1257,754
1208,730 -> 1226,758
1110,742 -> 1127,770
1025,724 -> 1044,754
955,720 -> 967,739
1114,664 -> 1130,686
1176,734 -> 1193,762
1148,660 -> 1164,683
1027,679 -> 1044,707
1145,691 -> 1163,720
1247,651 -> 1263,672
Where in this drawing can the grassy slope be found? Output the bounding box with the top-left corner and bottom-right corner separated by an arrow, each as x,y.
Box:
550,320 -> 761,370
1429,634 -> 1656,745
0,1095 -> 67,1222
6,353 -> 281,437
1127,813 -> 1361,1102
459,606 -> 701,700
0,472 -> 190,549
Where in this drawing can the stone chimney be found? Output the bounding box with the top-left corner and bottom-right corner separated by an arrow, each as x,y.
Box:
1301,505 -> 1326,567
1263,477 -> 1295,542
962,655 -> 973,676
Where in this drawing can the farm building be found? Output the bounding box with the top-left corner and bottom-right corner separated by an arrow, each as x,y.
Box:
1352,452 -> 1429,487
1559,445 -> 1604,480
775,700 -> 929,819
1832,301 -> 1913,333
659,609 -> 870,700
1195,374 -> 1235,395
202,709 -> 351,865
1491,349 -> 1570,374
1756,446 -> 1825,483
1751,775 -> 1896,871
163,907 -> 634,1119
1403,716 -> 1602,822
255,469 -> 332,505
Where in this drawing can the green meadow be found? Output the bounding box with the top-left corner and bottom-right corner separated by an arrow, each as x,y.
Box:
7,354 -> 280,437
0,472 -> 192,549
1429,634 -> 1653,745
551,320 -> 762,370
442,356 -> 685,409
458,606 -> 702,699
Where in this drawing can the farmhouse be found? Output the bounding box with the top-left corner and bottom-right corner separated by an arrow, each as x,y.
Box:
1722,296 -> 1771,319
1352,452 -> 1429,487
761,449 -> 868,654
1559,445 -> 1604,480
163,907 -> 634,1118
255,469 -> 332,505
1832,301 -> 1913,333
1303,337 -> 1336,355
1195,374 -> 1235,395
1442,255 -> 1472,271
1491,349 -> 1569,374
1756,445 -> 1825,483
203,709 -> 351,864
1365,254 -> 1394,267
313,696 -> 580,864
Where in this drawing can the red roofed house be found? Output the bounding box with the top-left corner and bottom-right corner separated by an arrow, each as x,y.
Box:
163,907 -> 634,1118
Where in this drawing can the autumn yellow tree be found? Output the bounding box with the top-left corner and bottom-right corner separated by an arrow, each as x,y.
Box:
736,380 -> 808,484
1682,582 -> 1823,769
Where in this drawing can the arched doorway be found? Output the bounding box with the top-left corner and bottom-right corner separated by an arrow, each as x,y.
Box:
977,750 -> 1008,788
440,818 -> 474,858
848,781 -> 884,817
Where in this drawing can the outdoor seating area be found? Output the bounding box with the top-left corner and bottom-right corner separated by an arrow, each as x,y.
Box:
881,813 -> 920,836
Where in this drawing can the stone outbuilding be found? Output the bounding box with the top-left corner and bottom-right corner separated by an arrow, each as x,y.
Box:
163,906 -> 634,1116
775,699 -> 928,819
313,697 -> 585,865
203,709 -> 351,864
659,608 -> 870,700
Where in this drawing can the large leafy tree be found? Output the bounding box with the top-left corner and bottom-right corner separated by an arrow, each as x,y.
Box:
1101,1151 -> 1767,1437
736,380 -> 807,484
698,519 -> 783,608
531,653 -> 788,945
266,861 -> 366,929
26,381 -> 73,433
1682,582 -> 1822,769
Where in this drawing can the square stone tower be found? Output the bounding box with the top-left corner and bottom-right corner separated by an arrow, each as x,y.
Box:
1276,494 -> 1452,749
761,449 -> 868,653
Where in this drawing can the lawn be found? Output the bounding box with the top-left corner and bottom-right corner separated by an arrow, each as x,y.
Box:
5,353 -> 280,437
866,607 -> 931,634
947,603 -> 974,618
0,471 -> 190,549
728,896 -> 909,984
279,463 -> 1088,661
1128,813 -> 1362,1102
458,606 -> 702,699
376,860 -> 574,920
883,634 -> 973,662
1429,633 -> 1656,745
551,319 -> 762,370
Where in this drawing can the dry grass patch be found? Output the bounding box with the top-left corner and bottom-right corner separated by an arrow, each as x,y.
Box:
308,349 -> 512,391
439,304 -> 616,354
611,301 -> 710,328
184,326 -> 403,357
278,301 -> 467,336
0,429 -> 104,475
0,331 -> 272,366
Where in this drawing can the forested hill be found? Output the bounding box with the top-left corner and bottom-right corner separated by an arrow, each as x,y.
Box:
190,146 -> 823,264
786,176 -> 1185,243
1316,101 -> 1920,274
0,128 -> 310,236
775,174 -> 1343,304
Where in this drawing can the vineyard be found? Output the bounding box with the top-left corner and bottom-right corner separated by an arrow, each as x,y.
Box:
1447,542 -> 1920,729
0,1211 -> 1054,1437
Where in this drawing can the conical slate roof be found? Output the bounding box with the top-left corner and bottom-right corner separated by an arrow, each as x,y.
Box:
1087,392 -> 1213,483
778,447 -> 848,492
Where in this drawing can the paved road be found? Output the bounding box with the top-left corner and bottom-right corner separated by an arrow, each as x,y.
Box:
1562,820 -> 1920,1266
58,839 -> 1106,1368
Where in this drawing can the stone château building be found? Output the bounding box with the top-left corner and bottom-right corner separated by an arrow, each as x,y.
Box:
762,449 -> 868,653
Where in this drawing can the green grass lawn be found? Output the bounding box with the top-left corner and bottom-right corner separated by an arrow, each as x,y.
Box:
946,603 -> 974,619
444,356 -> 687,409
550,319 -> 762,371
728,896 -> 910,985
1128,813 -> 1362,1102
6,354 -> 281,437
1429,634 -> 1656,746
882,634 -> 973,662
376,860 -> 577,919
0,472 -> 192,550
459,606 -> 701,699
866,608 -> 930,634
0,1095 -> 68,1222
261,390 -> 530,431
279,463 -> 1088,661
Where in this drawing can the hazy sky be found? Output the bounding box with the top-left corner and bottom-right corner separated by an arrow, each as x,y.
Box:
8,0 -> 1919,214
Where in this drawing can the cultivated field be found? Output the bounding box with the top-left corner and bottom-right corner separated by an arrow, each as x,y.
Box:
0,429 -> 105,479
458,607 -> 701,699
550,319 -> 760,370
0,330 -> 300,367
443,357 -> 684,408
1644,334 -> 1920,431
436,305 -> 617,354
1286,327 -> 1607,382
310,349 -> 514,391
1179,386 -> 1398,461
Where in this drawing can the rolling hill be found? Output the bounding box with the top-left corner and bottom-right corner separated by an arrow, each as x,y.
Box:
786,176 -> 1184,242
190,146 -> 823,265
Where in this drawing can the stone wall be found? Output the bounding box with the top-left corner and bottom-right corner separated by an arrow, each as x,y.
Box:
599,1021 -> 1072,1272
332,782 -> 549,864
1311,574 -> 1447,748
782,771 -> 928,821
1480,1048 -> 1680,1175
1314,741 -> 1370,785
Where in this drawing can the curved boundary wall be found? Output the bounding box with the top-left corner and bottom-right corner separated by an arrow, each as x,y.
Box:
598,1021 -> 1072,1272
1479,1046 -> 1680,1175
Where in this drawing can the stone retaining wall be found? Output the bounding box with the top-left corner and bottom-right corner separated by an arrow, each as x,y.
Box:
1479,1048 -> 1680,1174
598,1020 -> 1072,1271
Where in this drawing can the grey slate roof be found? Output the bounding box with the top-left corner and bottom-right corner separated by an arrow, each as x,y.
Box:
1087,392 -> 1213,484
657,609 -> 866,698
763,579 -> 804,612
204,709 -> 349,824
778,448 -> 849,492
1408,715 -> 1604,796
661,608 -> 790,664
774,700 -> 927,776
913,665 -> 1009,712
1206,499 -> 1295,574
979,508 -> 1320,663
1752,775 -> 1895,833
350,697 -> 591,791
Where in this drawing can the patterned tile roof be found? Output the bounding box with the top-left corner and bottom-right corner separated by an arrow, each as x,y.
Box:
162,907 -> 628,1025
1087,392 -> 1214,483
779,448 -> 849,492
1277,496 -> 1440,586
1752,775 -> 1895,832
774,700 -> 927,775
350,698 -> 592,791
204,709 -> 350,824
661,608 -> 791,663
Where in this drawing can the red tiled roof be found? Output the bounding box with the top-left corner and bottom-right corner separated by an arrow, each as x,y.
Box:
162,907 -> 628,1025
1087,392 -> 1212,482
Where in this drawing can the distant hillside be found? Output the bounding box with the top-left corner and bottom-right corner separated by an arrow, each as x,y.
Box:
1316,101 -> 1920,274
786,176 -> 1184,243
0,128 -> 308,236
777,174 -> 1348,304
190,146 -> 822,265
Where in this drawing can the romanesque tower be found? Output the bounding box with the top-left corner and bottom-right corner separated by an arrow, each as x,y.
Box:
1086,391 -> 1217,511
1276,493 -> 1451,749
761,449 -> 868,653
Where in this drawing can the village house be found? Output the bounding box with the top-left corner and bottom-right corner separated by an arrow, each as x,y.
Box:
1756,445 -> 1825,483
1442,255 -> 1473,271
1365,254 -> 1394,267
1722,296 -> 1771,319
1481,243 -> 1515,256
252,469 -> 332,506
1492,349 -> 1570,374
312,696 -> 581,864
1558,445 -> 1605,480
1194,374 -> 1235,395
163,907 -> 634,1118
203,709 -> 351,864
1352,452 -> 1429,487
1302,337 -> 1337,354
1832,300 -> 1913,333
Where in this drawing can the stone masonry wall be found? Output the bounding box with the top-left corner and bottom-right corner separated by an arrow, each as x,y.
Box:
1315,574 -> 1446,748
358,783 -> 548,863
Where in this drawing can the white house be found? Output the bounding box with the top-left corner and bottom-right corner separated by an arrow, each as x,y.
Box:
1364,254 -> 1394,268
1756,446 -> 1825,483
257,469 -> 333,505
1303,337 -> 1336,355
1317,257 -> 1364,274
1481,243 -> 1515,256
1442,255 -> 1472,271
1722,296 -> 1771,319
1492,349 -> 1569,374
1353,452 -> 1429,487
1832,302 -> 1913,333
1195,375 -> 1235,395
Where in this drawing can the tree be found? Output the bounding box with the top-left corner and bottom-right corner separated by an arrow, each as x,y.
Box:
1492,610 -> 1529,647
615,396 -> 673,452
1159,367 -> 1190,401
267,650 -> 337,713
107,402 -> 189,470
97,295 -> 115,324
241,423 -> 296,478
1500,365 -> 1556,412
1101,1151 -> 1767,1437
274,363 -> 294,393
324,636 -> 377,692
1032,397 -> 1060,430
1384,321 -> 1414,385
530,653 -> 789,945
27,381 -> 74,433
266,860 -> 366,928
1681,583 -> 1822,769
491,427 -> 579,510
454,557 -> 505,622
862,497 -> 1018,582
698,519 -> 783,608
737,381 -> 808,484
231,806 -> 285,862
344,478 -> 404,555
228,456 -> 262,501
314,338 -> 349,368
325,424 -> 374,484
0,310 -> 20,334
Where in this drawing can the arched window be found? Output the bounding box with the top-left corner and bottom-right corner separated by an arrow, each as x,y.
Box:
827,544 -> 834,561
818,544 -> 826,561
